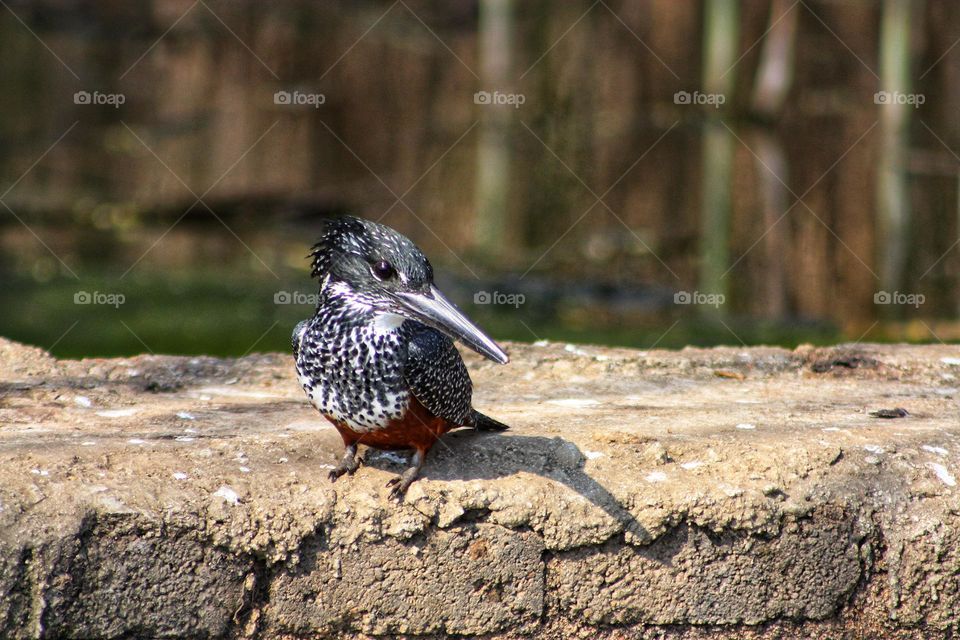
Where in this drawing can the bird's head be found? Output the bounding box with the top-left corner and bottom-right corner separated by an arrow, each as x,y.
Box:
310,216 -> 509,364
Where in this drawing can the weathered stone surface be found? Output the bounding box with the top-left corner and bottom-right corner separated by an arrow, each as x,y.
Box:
38,515 -> 251,639
269,524 -> 544,636
550,508 -> 865,626
1,337 -> 959,638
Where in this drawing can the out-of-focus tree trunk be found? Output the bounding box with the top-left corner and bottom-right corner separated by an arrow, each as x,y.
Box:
877,0 -> 914,303
699,0 -> 739,317
751,0 -> 797,116
749,0 -> 798,318
474,0 -> 514,259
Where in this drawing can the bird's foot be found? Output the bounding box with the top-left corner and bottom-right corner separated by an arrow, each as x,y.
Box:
328,446 -> 360,483
385,450 -> 424,502
385,472 -> 417,502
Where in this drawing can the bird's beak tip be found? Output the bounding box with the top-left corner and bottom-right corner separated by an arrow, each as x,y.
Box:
394,288 -> 511,365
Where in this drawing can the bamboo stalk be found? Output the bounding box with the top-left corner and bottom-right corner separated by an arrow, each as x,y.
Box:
877,0 -> 914,302
699,0 -> 740,317
474,0 -> 515,258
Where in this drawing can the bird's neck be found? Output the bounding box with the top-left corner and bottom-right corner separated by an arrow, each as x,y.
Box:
314,276 -> 406,335
316,276 -> 369,313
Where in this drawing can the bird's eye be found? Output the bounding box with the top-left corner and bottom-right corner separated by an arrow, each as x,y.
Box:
371,260 -> 396,280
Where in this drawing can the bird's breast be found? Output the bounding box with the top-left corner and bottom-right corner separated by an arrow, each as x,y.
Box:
295,313 -> 411,433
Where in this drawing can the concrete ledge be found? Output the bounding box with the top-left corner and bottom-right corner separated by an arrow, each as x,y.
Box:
1,338 -> 959,638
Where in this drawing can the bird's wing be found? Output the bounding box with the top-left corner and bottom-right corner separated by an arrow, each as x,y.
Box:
403,323 -> 473,426
292,320 -> 309,360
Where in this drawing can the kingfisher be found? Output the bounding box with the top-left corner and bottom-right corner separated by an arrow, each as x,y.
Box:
293,216 -> 510,499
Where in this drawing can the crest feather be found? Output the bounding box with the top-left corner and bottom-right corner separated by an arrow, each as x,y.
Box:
309,216 -> 367,278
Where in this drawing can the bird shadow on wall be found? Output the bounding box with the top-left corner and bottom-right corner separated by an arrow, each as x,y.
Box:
360,430 -> 649,542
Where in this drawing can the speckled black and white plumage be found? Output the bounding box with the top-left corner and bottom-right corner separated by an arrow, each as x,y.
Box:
293,217 -> 506,436
294,279 -> 472,432
402,322 -> 473,425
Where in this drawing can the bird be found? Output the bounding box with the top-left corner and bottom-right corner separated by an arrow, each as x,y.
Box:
292,216 -> 510,499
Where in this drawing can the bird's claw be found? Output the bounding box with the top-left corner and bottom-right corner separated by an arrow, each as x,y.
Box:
385,476 -> 409,502
328,459 -> 359,483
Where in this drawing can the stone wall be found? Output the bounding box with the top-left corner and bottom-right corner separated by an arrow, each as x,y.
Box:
1,338 -> 959,638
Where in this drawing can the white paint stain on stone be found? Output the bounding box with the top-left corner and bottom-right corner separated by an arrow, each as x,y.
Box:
735,423 -> 756,430
863,445 -> 885,455
718,483 -> 744,497
127,438 -> 146,445
564,344 -> 590,356
547,398 -> 601,408
922,445 -> 949,456
172,472 -> 188,480
940,357 -> 960,366
214,485 -> 240,505
681,461 -> 704,470
376,451 -> 408,465
74,396 -> 92,408
96,408 -> 138,418
285,421 -> 331,432
645,471 -> 668,483
584,450 -> 604,460
30,468 -> 49,476
175,436 -> 195,442
927,462 -> 957,487
176,411 -> 196,420
193,387 -> 283,400
81,441 -> 97,446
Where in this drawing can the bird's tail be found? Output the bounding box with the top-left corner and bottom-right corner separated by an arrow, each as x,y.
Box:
470,410 -> 510,432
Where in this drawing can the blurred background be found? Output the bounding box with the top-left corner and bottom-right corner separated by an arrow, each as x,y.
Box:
1,0 -> 958,358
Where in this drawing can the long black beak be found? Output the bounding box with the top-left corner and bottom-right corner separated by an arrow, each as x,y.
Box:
394,285 -> 509,364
